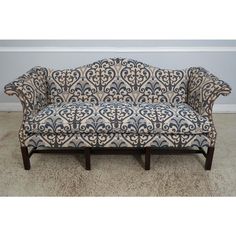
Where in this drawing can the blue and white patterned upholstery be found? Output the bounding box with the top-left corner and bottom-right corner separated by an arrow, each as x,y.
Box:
47,58 -> 188,105
4,58 -> 231,148
24,102 -> 211,135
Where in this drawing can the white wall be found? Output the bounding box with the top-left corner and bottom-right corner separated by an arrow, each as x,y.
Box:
0,40 -> 235,111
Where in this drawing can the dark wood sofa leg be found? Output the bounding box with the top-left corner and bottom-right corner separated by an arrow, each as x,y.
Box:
20,146 -> 31,170
145,147 -> 151,170
205,147 -> 215,170
84,147 -> 91,170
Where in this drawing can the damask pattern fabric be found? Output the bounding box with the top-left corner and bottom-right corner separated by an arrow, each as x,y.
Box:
4,58 -> 231,149
4,67 -> 48,117
24,133 -> 211,149
47,58 -> 188,105
24,102 -> 211,135
187,67 -> 231,146
187,67 -> 231,119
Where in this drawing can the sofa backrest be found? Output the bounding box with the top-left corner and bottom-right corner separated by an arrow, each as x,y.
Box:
47,58 -> 188,105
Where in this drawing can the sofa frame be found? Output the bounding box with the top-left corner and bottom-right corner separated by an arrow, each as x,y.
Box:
5,58 -> 230,171
21,146 -> 214,171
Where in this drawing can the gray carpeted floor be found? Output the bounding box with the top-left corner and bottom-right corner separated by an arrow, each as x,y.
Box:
0,112 -> 235,196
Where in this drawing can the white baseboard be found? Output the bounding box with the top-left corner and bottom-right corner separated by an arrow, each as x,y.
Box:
213,104 -> 236,113
0,103 -> 22,111
0,102 -> 236,113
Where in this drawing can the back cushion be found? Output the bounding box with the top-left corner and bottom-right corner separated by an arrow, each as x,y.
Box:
138,67 -> 187,103
118,60 -> 187,104
47,68 -> 100,105
47,58 -> 188,105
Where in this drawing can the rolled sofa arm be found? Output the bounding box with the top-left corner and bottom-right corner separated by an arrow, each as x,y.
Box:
4,67 -> 48,118
187,67 -> 231,121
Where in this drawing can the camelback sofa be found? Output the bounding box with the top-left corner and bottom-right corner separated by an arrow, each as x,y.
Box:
4,58 -> 231,170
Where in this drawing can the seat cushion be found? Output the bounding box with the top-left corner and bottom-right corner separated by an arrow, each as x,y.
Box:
24,102 -> 211,135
